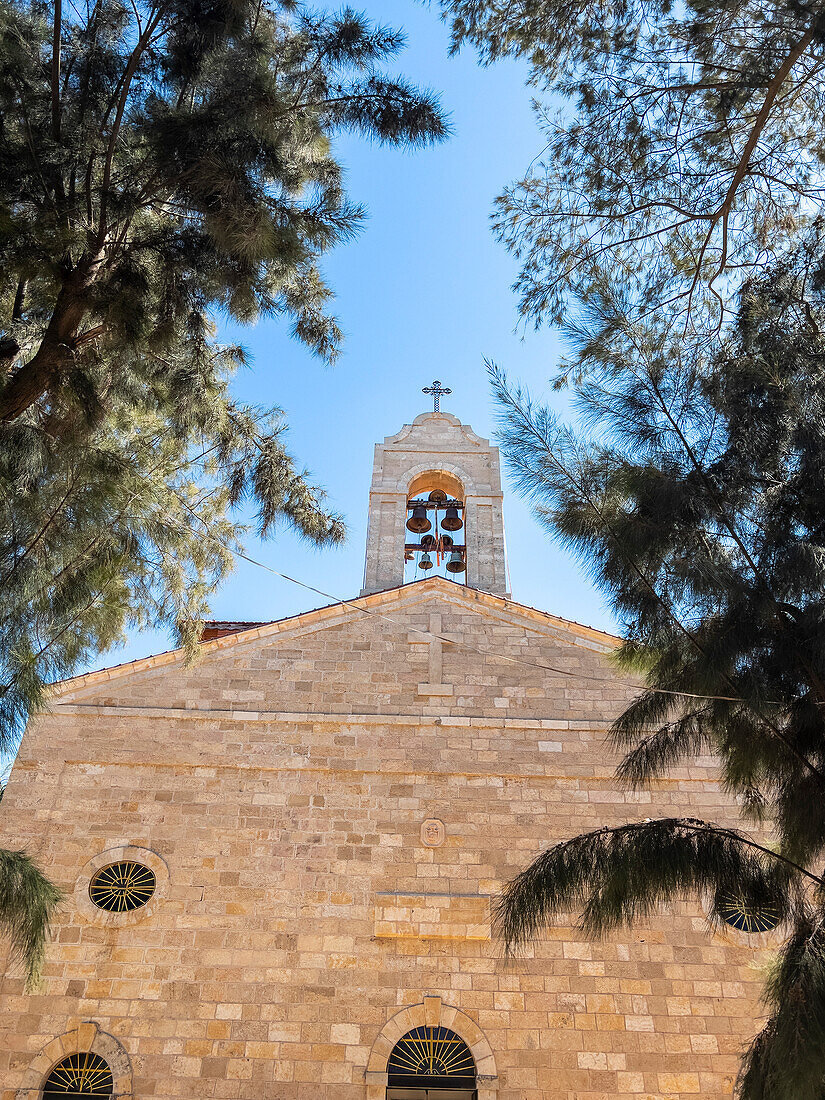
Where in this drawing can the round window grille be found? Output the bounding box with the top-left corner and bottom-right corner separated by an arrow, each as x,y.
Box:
42,1052 -> 113,1097
387,1025 -> 475,1088
89,860 -> 155,913
718,894 -> 780,933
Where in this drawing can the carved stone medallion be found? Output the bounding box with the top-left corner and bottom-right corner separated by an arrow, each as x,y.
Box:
420,818 -> 446,847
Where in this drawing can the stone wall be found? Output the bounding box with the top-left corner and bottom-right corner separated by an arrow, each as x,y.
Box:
0,580 -> 771,1099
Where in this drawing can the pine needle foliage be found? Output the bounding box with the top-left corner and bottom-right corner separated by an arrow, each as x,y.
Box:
439,0 -> 825,332
1,0 -> 447,415
0,0 -> 448,746
0,762 -> 61,989
739,914 -> 825,1100
490,226 -> 825,1097
0,846 -> 61,989
0,390 -> 347,746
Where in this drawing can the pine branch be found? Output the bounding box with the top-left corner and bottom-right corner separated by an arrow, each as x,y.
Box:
0,848 -> 61,989
490,364 -> 825,789
440,0 -> 825,331
495,817 -> 810,954
599,310 -> 825,708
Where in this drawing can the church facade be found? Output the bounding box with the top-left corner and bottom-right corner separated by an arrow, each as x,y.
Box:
0,411 -> 774,1099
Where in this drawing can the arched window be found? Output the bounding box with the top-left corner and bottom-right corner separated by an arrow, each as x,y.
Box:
387,1025 -> 476,1098
42,1052 -> 113,1097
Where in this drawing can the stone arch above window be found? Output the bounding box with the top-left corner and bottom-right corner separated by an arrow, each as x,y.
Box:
15,1021 -> 132,1100
365,997 -> 497,1100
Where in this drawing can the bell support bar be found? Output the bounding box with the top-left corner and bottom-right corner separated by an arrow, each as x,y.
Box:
404,544 -> 466,552
405,498 -> 464,509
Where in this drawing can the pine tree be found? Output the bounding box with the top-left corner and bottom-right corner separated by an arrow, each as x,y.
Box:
439,0 -> 825,332
1,0 -> 447,412
0,0 -> 447,969
0,0 -> 448,743
490,225 -> 825,1098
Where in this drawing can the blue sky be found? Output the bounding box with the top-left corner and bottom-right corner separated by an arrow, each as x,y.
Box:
104,1 -> 617,671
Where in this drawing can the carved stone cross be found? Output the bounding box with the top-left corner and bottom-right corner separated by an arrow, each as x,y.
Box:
408,612 -> 462,697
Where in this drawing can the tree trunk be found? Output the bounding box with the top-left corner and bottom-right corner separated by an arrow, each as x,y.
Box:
0,259 -> 100,423
0,339 -> 20,377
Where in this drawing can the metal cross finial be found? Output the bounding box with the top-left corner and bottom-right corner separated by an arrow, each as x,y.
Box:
422,380 -> 452,413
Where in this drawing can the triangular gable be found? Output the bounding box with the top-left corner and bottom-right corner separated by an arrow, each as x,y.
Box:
50,578 -> 627,717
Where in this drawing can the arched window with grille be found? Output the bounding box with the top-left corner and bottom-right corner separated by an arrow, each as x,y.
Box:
41,1052 -> 114,1097
386,1025 -> 476,1099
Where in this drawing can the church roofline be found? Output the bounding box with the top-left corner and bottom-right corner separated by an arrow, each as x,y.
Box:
199,620 -> 272,642
46,576 -> 621,701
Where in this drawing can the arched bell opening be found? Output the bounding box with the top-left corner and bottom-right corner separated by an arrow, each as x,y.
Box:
404,473 -> 467,585
386,1025 -> 477,1100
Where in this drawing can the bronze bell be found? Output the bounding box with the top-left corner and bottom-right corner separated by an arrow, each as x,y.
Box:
441,505 -> 463,532
420,534 -> 437,551
440,534 -> 454,550
418,551 -> 434,571
406,504 -> 431,533
445,550 -> 466,574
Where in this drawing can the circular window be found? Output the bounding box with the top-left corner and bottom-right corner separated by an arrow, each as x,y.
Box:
718,894 -> 780,933
89,861 -> 156,913
42,1052 -> 113,1097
